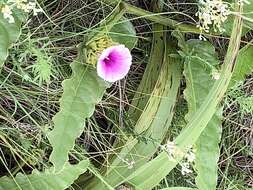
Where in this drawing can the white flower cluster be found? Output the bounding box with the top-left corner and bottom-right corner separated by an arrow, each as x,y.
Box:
196,0 -> 231,33
160,141 -> 177,158
1,0 -> 42,23
117,156 -> 135,169
211,69 -> 221,80
180,147 -> 196,175
161,141 -> 196,176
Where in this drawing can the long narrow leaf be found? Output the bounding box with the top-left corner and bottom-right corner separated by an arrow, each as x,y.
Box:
183,40 -> 222,190
123,3 -> 243,190
128,23 -> 165,123
86,35 -> 182,190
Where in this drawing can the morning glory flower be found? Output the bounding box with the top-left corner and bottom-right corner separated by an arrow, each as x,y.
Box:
97,45 -> 132,82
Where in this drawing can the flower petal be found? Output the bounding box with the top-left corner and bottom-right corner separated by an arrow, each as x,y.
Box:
97,45 -> 132,82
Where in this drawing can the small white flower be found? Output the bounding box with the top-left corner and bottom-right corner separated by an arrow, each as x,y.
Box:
196,0 -> 230,33
185,151 -> 195,163
165,141 -> 176,157
32,7 -> 42,16
119,157 -> 135,169
212,70 -> 220,80
181,162 -> 193,175
124,158 -> 135,169
127,160 -> 135,169
161,141 -> 185,162
198,34 -> 207,41
1,5 -> 15,23
2,0 -> 42,23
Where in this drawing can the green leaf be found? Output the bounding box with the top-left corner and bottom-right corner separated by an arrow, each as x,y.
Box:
224,0 -> 253,36
0,11 -> 25,67
121,6 -> 243,189
230,43 -> 253,87
109,18 -> 138,49
86,32 -> 182,190
128,22 -> 165,124
48,62 -> 108,171
0,160 -> 89,190
183,40 -> 222,190
106,46 -> 182,188
48,3 -> 135,172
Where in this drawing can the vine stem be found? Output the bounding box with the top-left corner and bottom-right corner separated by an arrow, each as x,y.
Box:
99,0 -> 202,34
122,2 -> 201,34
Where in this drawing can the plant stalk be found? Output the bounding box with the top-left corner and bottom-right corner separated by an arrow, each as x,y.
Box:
122,2 -> 200,34
99,0 -> 201,34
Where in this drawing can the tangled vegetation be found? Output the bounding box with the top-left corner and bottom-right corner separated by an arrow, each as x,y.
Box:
0,0 -> 253,190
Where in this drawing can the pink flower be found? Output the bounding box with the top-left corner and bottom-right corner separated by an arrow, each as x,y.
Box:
97,45 -> 132,82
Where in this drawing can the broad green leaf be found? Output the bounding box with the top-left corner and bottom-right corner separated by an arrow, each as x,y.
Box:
87,8 -> 137,49
48,3 -> 136,172
183,40 -> 222,190
0,11 -> 25,67
85,4 -> 126,44
0,160 -> 89,190
48,61 -> 108,171
230,43 -> 253,87
109,18 -> 138,49
121,5 -> 243,189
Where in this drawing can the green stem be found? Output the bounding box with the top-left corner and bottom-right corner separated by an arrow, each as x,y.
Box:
99,0 -> 201,34
122,2 -> 200,34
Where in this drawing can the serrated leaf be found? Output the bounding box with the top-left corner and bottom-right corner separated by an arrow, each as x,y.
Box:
48,62 -> 108,171
0,11 -> 25,67
109,18 -> 138,49
230,43 -> 253,87
48,4 -> 136,171
183,40 -> 222,190
0,160 -> 89,190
